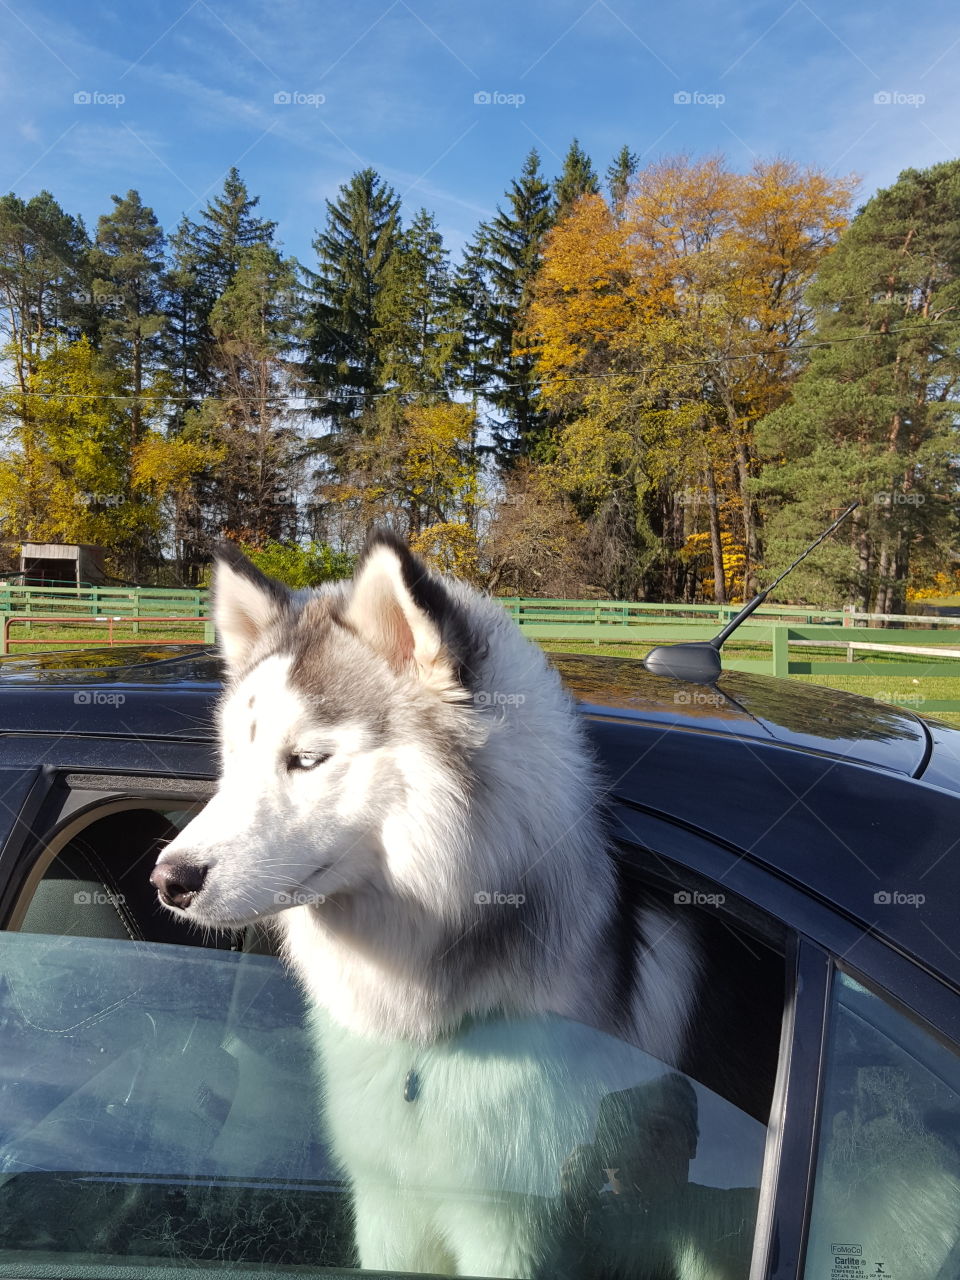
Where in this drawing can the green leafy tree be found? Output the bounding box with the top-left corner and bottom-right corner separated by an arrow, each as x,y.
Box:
236,540 -> 354,587
756,160 -> 960,611
0,336 -> 209,578
450,227 -> 495,410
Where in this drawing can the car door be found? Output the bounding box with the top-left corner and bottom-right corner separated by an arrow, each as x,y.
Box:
0,759 -> 797,1280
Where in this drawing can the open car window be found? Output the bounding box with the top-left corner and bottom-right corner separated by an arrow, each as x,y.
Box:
1,805 -> 787,1279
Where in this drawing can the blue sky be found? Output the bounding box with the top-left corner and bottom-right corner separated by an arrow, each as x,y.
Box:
1,0 -> 957,264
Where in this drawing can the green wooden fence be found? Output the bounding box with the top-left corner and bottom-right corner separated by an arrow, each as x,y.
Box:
0,588 -> 957,712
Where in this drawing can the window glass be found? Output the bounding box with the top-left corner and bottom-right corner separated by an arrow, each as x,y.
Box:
804,971 -> 960,1280
0,930 -> 772,1278
2,811 -> 784,1278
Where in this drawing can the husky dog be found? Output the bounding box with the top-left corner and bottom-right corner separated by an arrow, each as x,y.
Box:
151,532 -> 703,1277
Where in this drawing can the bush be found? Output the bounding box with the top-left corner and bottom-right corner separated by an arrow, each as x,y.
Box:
238,541 -> 355,588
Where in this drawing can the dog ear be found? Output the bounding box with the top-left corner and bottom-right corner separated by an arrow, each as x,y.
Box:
344,530 -> 473,698
212,544 -> 291,672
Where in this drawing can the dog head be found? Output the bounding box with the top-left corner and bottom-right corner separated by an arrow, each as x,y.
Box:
151,532 -> 486,928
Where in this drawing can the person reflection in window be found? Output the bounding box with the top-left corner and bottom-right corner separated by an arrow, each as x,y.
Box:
552,1074 -> 757,1280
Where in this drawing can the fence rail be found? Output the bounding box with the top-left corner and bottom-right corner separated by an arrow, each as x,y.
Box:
0,591 -> 957,713
0,584 -> 208,620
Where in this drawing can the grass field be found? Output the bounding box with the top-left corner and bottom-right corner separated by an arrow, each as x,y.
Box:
539,639 -> 960,727
3,619 -> 958,728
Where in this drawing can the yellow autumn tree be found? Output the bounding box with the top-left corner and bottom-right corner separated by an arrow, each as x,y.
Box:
527,156 -> 855,601
0,336 -> 220,578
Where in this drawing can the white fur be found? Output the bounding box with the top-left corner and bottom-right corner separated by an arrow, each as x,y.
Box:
155,544 -> 705,1276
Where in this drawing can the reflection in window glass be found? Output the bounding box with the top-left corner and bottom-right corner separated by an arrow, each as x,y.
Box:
0,931 -> 769,1277
804,972 -> 960,1280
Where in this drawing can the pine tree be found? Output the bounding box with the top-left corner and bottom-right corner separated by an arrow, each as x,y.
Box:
89,190 -> 167,454
756,160 -> 960,611
0,191 -> 90,390
305,168 -> 400,430
553,139 -> 600,218
483,150 -> 554,464
375,208 -> 457,397
606,145 -> 639,213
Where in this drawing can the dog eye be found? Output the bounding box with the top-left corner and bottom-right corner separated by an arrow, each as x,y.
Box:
287,751 -> 330,772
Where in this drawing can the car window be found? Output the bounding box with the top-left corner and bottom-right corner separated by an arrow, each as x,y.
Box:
1,812 -> 785,1278
804,971 -> 960,1280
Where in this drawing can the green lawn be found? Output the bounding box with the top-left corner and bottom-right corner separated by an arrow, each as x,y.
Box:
2,618 -> 210,652
539,639 -> 960,728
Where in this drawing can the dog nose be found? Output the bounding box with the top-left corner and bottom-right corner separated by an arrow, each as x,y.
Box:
150,860 -> 208,909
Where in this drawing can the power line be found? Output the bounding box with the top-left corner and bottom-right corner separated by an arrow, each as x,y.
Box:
0,322 -> 951,406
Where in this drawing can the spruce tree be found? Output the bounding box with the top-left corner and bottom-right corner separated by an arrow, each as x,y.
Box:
305,168 -> 400,429
606,145 -> 639,213
450,227 -> 495,410
483,150 -> 554,464
165,169 -> 277,420
375,208 -> 456,397
553,139 -> 600,218
756,160 -> 960,611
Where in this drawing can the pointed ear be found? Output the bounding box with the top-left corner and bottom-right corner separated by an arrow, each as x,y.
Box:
211,544 -> 291,673
343,531 -> 474,699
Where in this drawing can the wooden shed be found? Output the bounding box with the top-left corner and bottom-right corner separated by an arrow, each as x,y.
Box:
19,543 -> 108,587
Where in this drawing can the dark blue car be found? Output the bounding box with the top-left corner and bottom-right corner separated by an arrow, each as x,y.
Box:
0,645 -> 957,1280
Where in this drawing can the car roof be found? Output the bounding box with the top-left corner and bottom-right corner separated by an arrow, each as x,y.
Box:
0,644 -> 935,773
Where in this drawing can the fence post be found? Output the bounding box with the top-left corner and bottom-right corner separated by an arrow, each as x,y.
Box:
203,620 -> 215,644
0,614 -> 7,655
771,626 -> 790,678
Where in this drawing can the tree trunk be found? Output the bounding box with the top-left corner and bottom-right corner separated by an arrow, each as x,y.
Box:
706,467 -> 727,604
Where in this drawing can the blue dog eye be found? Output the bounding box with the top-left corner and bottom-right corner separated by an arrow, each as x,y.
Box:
288,752 -> 330,772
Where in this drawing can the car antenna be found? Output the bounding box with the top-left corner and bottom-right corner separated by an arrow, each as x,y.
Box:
643,502 -> 860,683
